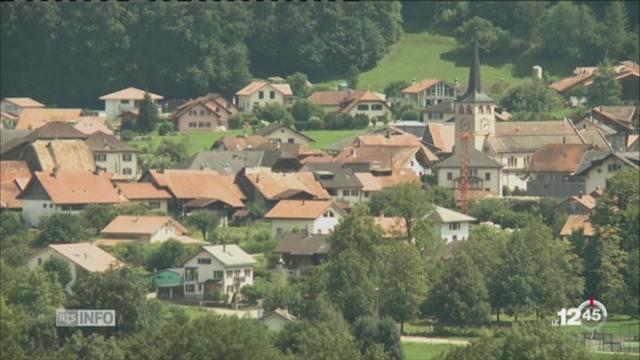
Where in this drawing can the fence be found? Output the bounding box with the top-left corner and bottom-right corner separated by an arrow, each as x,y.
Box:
582,328 -> 640,354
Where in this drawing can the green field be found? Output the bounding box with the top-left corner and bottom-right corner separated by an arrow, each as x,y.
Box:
130,129 -> 360,155
319,32 -> 574,93
402,343 -> 459,360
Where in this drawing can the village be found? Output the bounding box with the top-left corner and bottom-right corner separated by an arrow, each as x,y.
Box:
1,2 -> 639,359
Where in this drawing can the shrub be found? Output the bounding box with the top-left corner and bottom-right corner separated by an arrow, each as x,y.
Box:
157,121 -> 173,136
120,129 -> 136,142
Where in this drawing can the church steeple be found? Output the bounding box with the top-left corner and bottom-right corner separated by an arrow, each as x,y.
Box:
459,34 -> 493,103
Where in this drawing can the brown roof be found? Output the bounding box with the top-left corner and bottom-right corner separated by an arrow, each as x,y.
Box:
21,171 -> 121,204
47,242 -> 123,272
335,145 -> 426,171
426,123 -> 455,153
146,169 -> 245,207
529,144 -> 592,173
376,170 -> 421,188
307,91 -> 352,106
264,199 -> 335,219
560,215 -> 595,237
559,194 -> 597,211
31,140 -> 96,172
85,131 -> 139,153
101,215 -> 188,236
340,91 -> 390,113
73,117 -> 113,135
0,180 -> 28,209
354,172 -> 383,192
352,130 -> 438,162
116,182 -> 171,200
401,79 -> 442,94
217,135 -> 269,151
3,97 -> 44,108
99,87 -> 163,100
374,216 -> 407,237
16,108 -> 83,130
0,160 -> 31,183
550,71 -> 595,93
628,134 -> 639,150
487,121 -> 584,154
174,94 -> 237,119
273,233 -> 329,255
550,61 -> 639,93
235,81 -> 293,96
244,169 -> 329,200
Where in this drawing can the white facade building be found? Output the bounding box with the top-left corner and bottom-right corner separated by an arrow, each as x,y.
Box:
99,87 -> 163,122
264,200 -> 345,236
427,206 -> 476,243
234,81 -> 293,113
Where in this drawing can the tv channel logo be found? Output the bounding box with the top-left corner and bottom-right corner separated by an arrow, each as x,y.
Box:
56,309 -> 116,327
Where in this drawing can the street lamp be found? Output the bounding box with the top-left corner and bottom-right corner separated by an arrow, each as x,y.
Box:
375,287 -> 379,317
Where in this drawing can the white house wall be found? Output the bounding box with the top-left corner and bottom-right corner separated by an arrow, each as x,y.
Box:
437,221 -> 471,243
28,247 -> 79,292
584,157 -> 635,193
94,152 -> 138,180
182,250 -> 253,299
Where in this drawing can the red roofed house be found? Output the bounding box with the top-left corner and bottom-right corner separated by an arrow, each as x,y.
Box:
99,215 -> 203,245
307,90 -> 392,122
1,97 -> 45,128
401,79 -> 456,109
19,170 -> 121,226
560,215 -> 595,240
238,168 -> 330,209
173,93 -> 238,133
553,190 -> 600,216
116,182 -> 171,213
0,161 -> 32,211
234,80 -> 293,113
139,169 -> 246,222
99,87 -> 163,122
264,199 -> 346,236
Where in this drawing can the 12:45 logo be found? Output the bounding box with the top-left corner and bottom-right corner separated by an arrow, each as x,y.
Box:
555,298 -> 608,329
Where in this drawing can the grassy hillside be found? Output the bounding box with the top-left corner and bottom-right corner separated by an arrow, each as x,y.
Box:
321,33 -> 575,93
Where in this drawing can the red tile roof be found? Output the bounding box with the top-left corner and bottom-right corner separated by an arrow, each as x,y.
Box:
21,171 -> 121,205
560,215 -> 594,237
101,215 -> 188,236
244,169 -> 329,200
307,91 -> 352,106
16,108 -> 83,130
146,169 -> 245,207
529,144 -> 592,173
3,97 -> 44,108
427,123 -> 455,153
0,160 -> 31,183
235,81 -> 293,96
264,200 -> 335,219
116,182 -> 171,200
401,79 -> 442,94
99,87 -> 163,100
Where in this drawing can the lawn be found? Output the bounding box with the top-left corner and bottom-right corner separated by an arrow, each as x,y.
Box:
130,129 -> 361,155
402,343 -> 459,360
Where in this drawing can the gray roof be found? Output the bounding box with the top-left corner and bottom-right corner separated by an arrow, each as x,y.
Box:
176,150 -> 265,175
391,121 -> 427,138
1,122 -> 87,155
301,163 -> 363,189
85,131 -> 139,153
458,37 -> 494,103
255,123 -> 315,143
0,129 -> 30,148
200,245 -> 256,266
427,206 -> 476,223
273,233 -> 329,256
425,100 -> 455,113
576,150 -> 640,175
433,148 -> 503,169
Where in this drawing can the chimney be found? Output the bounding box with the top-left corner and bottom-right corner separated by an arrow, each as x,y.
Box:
578,191 -> 583,198
532,65 -> 542,80
351,148 -> 356,158
412,78 -> 416,85
256,174 -> 260,184
562,137 -> 566,144
52,165 -> 60,178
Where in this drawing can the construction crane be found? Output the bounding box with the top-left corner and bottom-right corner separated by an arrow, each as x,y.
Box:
460,132 -> 472,214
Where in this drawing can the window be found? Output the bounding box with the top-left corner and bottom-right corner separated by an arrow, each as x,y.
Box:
95,154 -> 106,162
120,100 -> 129,105
197,258 -> 211,264
350,189 -> 359,196
49,203 -> 54,208
185,284 -> 195,292
466,105 -> 472,114
123,168 -> 132,175
608,163 -> 621,172
258,91 -> 264,99
288,138 -> 295,144
342,190 -> 350,197
200,110 -> 204,116
270,91 -> 275,99
470,169 -> 478,176
485,172 -> 491,181
205,122 -> 212,127
478,106 -> 484,114
198,122 -> 205,127
357,104 -> 369,111
371,104 -> 383,111
364,191 -> 370,198
189,122 -> 196,128
447,172 -> 453,181
226,270 -> 233,278
276,228 -> 283,236
449,222 -> 461,231
459,105 -> 464,114
38,258 -> 42,265
244,269 -> 251,277
213,271 -> 223,279
148,201 -> 160,209
122,153 -> 132,162
226,285 -> 234,293
43,203 -> 47,209
185,268 -> 198,282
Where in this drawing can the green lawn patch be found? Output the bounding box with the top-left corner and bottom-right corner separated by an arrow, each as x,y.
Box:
402,343 -> 459,360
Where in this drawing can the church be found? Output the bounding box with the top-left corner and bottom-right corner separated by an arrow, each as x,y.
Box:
433,37 -> 611,198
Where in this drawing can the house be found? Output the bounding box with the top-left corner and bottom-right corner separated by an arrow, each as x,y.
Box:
575,151 -> 639,193
213,134 -> 269,151
72,116 -> 113,135
0,161 -> 31,211
307,90 -> 392,121
234,80 -> 293,113
401,79 -> 457,109
628,134 -> 639,151
390,121 -> 428,138
177,150 -> 263,176
239,168 -> 329,209
1,112 -> 21,130
354,172 -> 383,200
181,244 -> 256,300
374,216 -> 407,238
273,233 -> 330,270
553,191 -> 599,216
115,182 -> 171,213
260,308 -> 298,332
84,131 -> 139,180
422,122 -> 455,155
15,108 -> 84,130
559,215 -> 595,240
264,200 -> 345,236
98,215 -> 202,245
574,106 -> 638,151
173,93 -> 238,132
426,206 -> 476,243
422,100 -> 456,122
433,148 -> 504,200
335,144 -> 434,178
19,170 -> 121,227
255,123 -> 315,147
301,163 -> 364,207
152,268 -> 184,299
1,97 -> 45,116
139,169 -> 246,219
99,87 -> 163,122
27,242 -> 123,292
549,60 -> 639,104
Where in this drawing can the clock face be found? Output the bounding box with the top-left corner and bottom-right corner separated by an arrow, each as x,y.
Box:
480,119 -> 490,131
460,119 -> 470,132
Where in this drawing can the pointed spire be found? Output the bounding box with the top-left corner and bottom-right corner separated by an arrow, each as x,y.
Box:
459,30 -> 493,103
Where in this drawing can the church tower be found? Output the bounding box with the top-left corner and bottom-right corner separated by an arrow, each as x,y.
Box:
454,36 -> 496,153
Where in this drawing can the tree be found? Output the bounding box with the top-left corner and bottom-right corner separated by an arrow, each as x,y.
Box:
383,80 -> 410,99
185,210 -> 219,240
346,66 -> 359,90
55,332 -> 125,360
599,1 -> 630,60
136,91 -> 159,133
262,268 -> 300,312
277,318 -> 362,360
327,249 -> 378,323
36,213 -> 89,247
144,240 -> 188,271
328,204 -> 383,260
81,204 -> 118,236
286,72 -> 310,97
592,225 -> 628,312
455,17 -> 510,54
71,267 -> 151,335
425,251 -> 491,324
588,60 -> 622,106
352,316 -> 403,360
289,99 -> 324,126
499,80 -> 564,115
369,182 -> 434,240
42,257 -> 72,287
539,2 -> 599,60
255,102 -> 295,127
307,116 -> 325,130
379,242 -> 427,333
157,121 -> 173,136
0,211 -> 28,239
425,186 -> 456,209
155,139 -> 189,164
